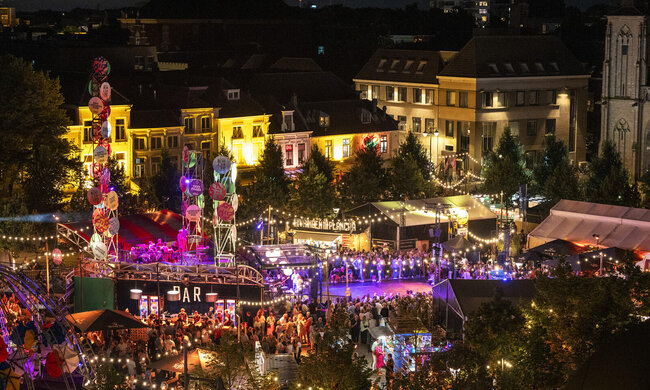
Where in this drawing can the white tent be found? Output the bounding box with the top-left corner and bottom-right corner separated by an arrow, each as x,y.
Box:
528,200 -> 650,253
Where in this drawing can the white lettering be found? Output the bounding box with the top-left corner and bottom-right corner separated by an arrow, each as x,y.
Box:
193,287 -> 201,302
292,217 -> 356,232
182,287 -> 190,303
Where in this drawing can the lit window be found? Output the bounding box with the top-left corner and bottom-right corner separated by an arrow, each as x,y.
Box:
134,138 -> 146,150
413,88 -> 422,103
83,120 -> 93,143
298,143 -> 306,164
320,113 -> 330,127
412,117 -> 421,133
285,144 -> 294,166
115,119 -> 126,140
201,116 -> 211,131
232,126 -> 243,139
151,136 -> 162,150
361,110 -> 371,124
342,138 -> 350,158
380,135 -> 388,153
325,140 -> 332,158
184,117 -> 194,134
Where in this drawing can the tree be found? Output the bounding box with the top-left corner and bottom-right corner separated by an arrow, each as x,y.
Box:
338,143 -> 387,207
534,136 -> 582,204
290,158 -> 335,218
638,168 -> 650,209
586,140 -> 638,206
309,144 -> 335,184
0,195 -> 39,259
393,131 -> 432,180
0,54 -> 78,212
246,137 -> 290,213
389,132 -> 439,200
199,332 -> 249,389
482,127 -> 529,207
296,306 -> 372,389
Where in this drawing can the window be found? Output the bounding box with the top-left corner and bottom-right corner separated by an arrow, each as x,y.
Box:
151,136 -> 162,150
516,91 -> 525,106
318,45 -> 325,55
416,60 -> 427,73
134,138 -> 146,150
380,135 -> 388,153
508,121 -> 520,138
525,150 -> 537,169
534,62 -> 544,72
359,84 -> 368,99
285,144 -> 294,166
483,92 -> 493,108
520,62 -> 530,73
496,92 -> 506,107
397,116 -> 407,130
361,110 -> 371,124
342,138 -> 350,158
227,89 -> 240,100
425,89 -> 434,104
545,119 -> 556,135
413,88 -> 422,103
115,152 -> 126,171
283,112 -> 294,131
233,145 -> 243,163
390,59 -> 400,71
403,59 -> 414,73
115,119 -> 126,140
201,116 -> 211,131
459,92 -> 468,108
298,143 -> 306,164
425,118 -> 436,133
386,86 -> 395,101
134,56 -> 144,70
83,155 -> 93,177
526,119 -> 538,136
167,135 -> 179,148
527,91 -> 539,105
232,126 -> 244,139
548,90 -> 557,105
445,144 -> 454,151
458,122 -> 470,152
371,85 -> 380,100
201,141 -> 211,150
151,156 -> 161,175
504,63 -> 514,73
134,158 -> 145,177
446,91 -> 456,106
549,62 -> 559,72
253,125 -> 264,138
488,63 -> 499,74
445,120 -> 454,138
481,122 -> 496,155
320,113 -> 330,127
325,140 -> 332,158
377,58 -> 387,72
412,117 -> 421,132
622,45 -> 629,55
254,142 -> 263,161
398,87 -> 407,102
184,117 -> 195,134
83,120 -> 93,142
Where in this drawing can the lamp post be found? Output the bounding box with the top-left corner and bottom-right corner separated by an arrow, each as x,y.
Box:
593,234 -> 602,277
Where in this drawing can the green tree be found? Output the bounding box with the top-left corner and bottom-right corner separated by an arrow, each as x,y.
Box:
85,362 -> 128,390
338,143 -> 386,207
0,54 -> 79,212
586,140 -> 638,206
0,195 -> 39,259
247,137 -> 290,213
309,144 -> 335,184
482,127 -> 529,207
389,132 -> 439,199
296,306 -> 372,389
534,136 -> 582,205
198,332 -> 249,389
290,158 -> 335,218
393,131 -> 432,180
638,168 -> 650,209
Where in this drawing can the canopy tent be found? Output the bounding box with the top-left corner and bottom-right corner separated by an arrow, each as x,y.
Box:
245,244 -> 319,270
432,279 -> 536,338
528,200 -> 650,253
518,239 -> 584,262
65,309 -> 148,332
148,349 -> 218,375
59,210 -> 183,250
441,236 -> 479,253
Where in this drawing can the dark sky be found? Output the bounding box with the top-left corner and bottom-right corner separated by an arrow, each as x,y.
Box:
8,0 -> 617,12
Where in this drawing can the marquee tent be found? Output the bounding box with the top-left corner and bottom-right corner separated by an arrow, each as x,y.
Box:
528,200 -> 650,254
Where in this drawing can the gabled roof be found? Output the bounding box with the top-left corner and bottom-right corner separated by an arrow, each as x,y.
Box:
300,99 -> 398,137
438,35 -> 587,78
247,72 -> 357,103
355,49 -> 448,84
130,109 -> 182,129
254,93 -> 310,135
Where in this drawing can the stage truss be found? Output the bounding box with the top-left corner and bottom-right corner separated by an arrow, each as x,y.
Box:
0,264 -> 94,390
181,148 -> 204,251
214,163 -> 236,266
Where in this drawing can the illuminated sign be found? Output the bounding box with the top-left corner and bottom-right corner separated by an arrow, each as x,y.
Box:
292,217 -> 357,232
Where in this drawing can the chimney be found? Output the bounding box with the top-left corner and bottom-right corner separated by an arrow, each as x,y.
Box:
290,92 -> 298,108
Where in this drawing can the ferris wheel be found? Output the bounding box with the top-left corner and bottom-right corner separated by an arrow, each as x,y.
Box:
0,264 -> 94,390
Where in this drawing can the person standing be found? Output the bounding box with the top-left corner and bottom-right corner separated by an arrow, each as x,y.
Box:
384,353 -> 394,387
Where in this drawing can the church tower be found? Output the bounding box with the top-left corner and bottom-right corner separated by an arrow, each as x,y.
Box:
601,0 -> 650,178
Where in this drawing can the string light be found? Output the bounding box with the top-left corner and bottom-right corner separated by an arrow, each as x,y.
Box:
0,234 -> 56,242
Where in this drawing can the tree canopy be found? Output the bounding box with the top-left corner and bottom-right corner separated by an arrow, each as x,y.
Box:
481,127 -> 529,207
338,143 -> 387,207
586,140 -> 638,206
290,157 -> 335,218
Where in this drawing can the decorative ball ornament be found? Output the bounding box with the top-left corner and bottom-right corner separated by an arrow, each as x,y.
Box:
90,233 -> 102,246
87,188 -> 102,205
185,205 -> 201,222
213,156 -> 231,174
99,82 -> 111,100
182,146 -> 190,164
91,241 -> 108,260
99,104 -> 111,121
88,97 -> 104,115
209,182 -> 226,201
100,121 -> 111,139
93,145 -> 108,164
217,202 -> 235,222
231,225 -> 237,242
106,191 -> 119,210
92,57 -> 110,75
108,217 -> 120,236
93,211 -> 109,234
189,179 -> 204,196
179,176 -> 189,193
231,193 -> 239,212
187,151 -> 197,168
100,168 -> 111,186
197,194 -> 205,209
51,249 -> 63,265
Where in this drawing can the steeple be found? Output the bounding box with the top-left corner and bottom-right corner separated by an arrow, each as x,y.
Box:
617,0 -> 646,14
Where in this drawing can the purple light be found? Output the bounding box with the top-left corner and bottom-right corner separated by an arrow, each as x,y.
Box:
109,186 -> 116,191
256,221 -> 263,230
185,179 -> 190,184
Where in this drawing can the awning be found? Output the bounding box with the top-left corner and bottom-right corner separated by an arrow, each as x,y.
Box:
293,231 -> 342,243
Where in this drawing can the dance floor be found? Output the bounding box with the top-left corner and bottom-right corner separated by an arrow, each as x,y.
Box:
327,278 -> 432,298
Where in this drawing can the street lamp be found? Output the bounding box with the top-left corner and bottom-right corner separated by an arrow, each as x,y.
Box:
593,234 -> 603,277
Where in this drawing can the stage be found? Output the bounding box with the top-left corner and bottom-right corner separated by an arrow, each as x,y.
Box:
327,279 -> 432,298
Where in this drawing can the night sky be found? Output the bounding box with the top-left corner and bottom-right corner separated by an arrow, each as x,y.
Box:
7,0 -> 618,12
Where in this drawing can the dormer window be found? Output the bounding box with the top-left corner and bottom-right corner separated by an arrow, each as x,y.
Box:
282,111 -> 294,131
403,59 -> 414,73
227,89 -> 240,100
534,62 -> 544,72
389,59 -> 400,72
549,62 -> 559,72
416,60 -> 427,73
319,112 -> 330,127
377,58 -> 387,72
504,63 -> 514,73
519,62 -> 530,73
361,109 -> 371,124
488,63 -> 499,74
